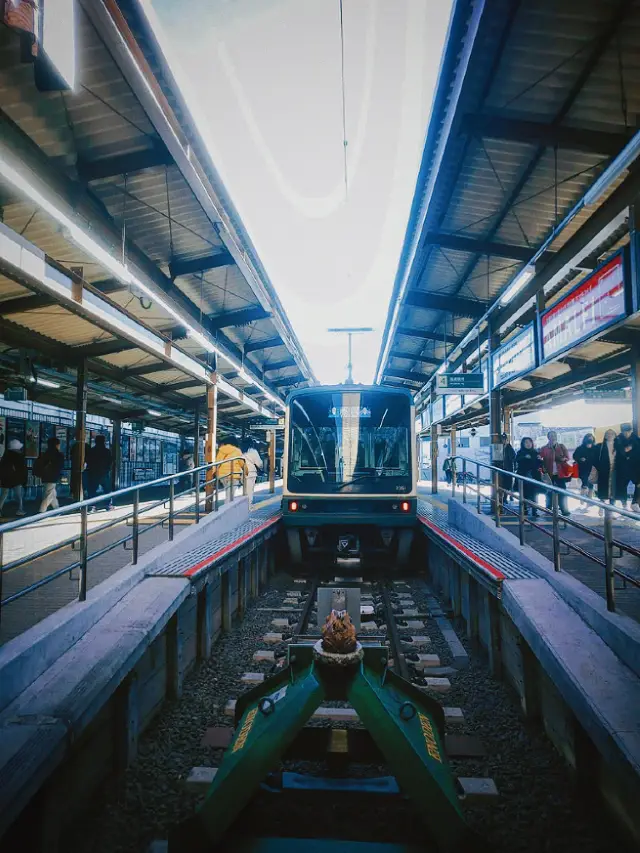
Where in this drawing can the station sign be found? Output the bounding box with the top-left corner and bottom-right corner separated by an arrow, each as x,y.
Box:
492,324 -> 536,387
584,388 -> 629,403
435,372 -> 484,395
540,251 -> 627,361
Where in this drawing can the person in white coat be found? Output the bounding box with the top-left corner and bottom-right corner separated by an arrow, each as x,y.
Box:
242,438 -> 263,503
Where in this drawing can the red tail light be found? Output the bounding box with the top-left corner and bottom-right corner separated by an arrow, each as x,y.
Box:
289,500 -> 299,512
401,501 -> 410,512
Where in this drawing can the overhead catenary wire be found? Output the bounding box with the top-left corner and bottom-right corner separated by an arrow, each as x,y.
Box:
339,0 -> 348,196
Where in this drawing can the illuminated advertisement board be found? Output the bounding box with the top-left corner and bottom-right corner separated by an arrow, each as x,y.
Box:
540,251 -> 627,361
492,324 -> 536,387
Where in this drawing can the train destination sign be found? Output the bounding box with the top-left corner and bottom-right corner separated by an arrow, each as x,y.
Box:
541,252 -> 626,361
435,372 -> 484,395
492,324 -> 536,387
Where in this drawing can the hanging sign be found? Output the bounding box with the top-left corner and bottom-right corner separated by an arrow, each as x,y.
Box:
435,373 -> 484,395
541,252 -> 627,361
492,324 -> 536,387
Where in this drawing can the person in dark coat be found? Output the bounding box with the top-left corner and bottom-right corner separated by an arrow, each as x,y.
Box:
515,437 -> 543,517
497,433 -> 517,504
0,439 -> 27,516
573,433 -> 597,501
593,429 -> 617,507
85,435 -> 114,511
614,423 -> 640,510
36,436 -> 65,513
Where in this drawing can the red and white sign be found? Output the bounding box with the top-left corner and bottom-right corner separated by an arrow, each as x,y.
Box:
541,254 -> 626,360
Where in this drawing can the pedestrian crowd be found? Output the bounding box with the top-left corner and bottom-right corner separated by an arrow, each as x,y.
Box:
0,431 -> 269,520
441,423 -> 640,519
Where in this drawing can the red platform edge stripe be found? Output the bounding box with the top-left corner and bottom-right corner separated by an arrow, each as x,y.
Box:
418,514 -> 506,581
184,515 -> 282,578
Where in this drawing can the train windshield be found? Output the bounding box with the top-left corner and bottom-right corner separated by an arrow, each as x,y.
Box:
287,390 -> 412,494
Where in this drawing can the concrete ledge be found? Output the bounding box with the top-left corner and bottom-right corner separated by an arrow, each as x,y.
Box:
0,498 -> 249,714
448,499 -> 640,678
502,579 -> 640,781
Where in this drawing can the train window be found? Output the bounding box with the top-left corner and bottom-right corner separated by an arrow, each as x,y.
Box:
288,391 -> 412,494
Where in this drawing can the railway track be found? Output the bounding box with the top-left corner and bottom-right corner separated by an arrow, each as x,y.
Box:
66,569 -> 619,853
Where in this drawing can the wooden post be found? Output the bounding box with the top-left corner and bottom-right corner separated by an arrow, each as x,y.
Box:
268,429 -> 276,493
197,583 -> 213,660
72,359 -> 87,501
205,378 -> 218,512
221,570 -> 232,633
115,675 -> 139,772
167,610 -> 185,700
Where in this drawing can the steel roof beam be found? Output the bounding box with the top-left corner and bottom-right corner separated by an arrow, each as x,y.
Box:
169,251 -> 234,278
243,336 -> 282,354
0,279 -> 125,315
208,305 -> 271,330
397,326 -> 464,346
404,291 -> 487,318
272,373 -> 304,387
384,368 -> 432,384
422,231 -> 533,261
389,350 -> 441,366
77,143 -> 173,182
461,113 -> 631,157
167,379 -> 205,391
120,362 -> 171,378
264,357 -> 297,372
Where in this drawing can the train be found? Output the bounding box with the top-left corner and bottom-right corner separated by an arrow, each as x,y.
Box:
281,385 -> 418,569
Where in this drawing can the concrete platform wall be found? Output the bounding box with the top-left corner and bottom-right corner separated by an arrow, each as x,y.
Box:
0,504 -> 278,852
425,535 -> 640,847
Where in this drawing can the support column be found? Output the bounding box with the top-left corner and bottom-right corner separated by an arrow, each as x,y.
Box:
632,347 -> 640,437
430,423 -> 438,494
72,360 -> 87,502
488,325 -> 502,512
111,418 -> 122,492
193,403 -> 201,469
268,429 -> 276,494
450,425 -> 457,491
205,378 -> 218,512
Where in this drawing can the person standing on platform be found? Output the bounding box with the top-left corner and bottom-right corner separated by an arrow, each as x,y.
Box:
573,433 -> 597,504
85,435 -> 114,512
179,448 -> 195,492
35,436 -> 64,513
242,438 -> 263,504
443,456 -> 455,485
515,437 -> 543,517
0,439 -> 27,517
614,423 -> 640,511
497,433 -> 517,504
215,440 -> 245,504
539,430 -> 572,517
593,429 -> 617,512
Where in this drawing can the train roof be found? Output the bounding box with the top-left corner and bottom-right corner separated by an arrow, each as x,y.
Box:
285,385 -> 415,404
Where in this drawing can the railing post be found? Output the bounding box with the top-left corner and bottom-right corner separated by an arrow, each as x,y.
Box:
552,491 -> 560,572
518,479 -> 525,546
133,489 -> 140,564
462,459 -> 467,504
451,457 -> 457,498
195,469 -> 200,524
0,532 -> 4,627
78,504 -> 88,601
493,470 -> 501,527
243,463 -> 248,497
604,507 -> 615,612
229,460 -> 235,503
169,477 -> 175,542
214,471 -> 220,512
476,463 -> 481,514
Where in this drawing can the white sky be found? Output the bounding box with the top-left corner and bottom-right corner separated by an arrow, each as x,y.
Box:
142,0 -> 453,384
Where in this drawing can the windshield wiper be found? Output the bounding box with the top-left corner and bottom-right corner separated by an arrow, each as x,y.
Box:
333,474 -> 377,492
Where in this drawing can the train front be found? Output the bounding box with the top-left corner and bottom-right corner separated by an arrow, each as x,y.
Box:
282,386 -> 417,570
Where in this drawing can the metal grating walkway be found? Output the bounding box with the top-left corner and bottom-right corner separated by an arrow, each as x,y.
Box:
417,498 -> 539,587
149,504 -> 281,580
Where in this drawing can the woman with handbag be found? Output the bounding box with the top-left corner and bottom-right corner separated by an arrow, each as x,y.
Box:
539,430 -> 572,517
515,437 -> 543,517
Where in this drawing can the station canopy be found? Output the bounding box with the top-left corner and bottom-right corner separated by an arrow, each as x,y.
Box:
377,0 -> 640,427
0,0 -> 314,434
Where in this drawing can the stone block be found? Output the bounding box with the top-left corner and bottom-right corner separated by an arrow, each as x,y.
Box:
271,618 -> 290,628
241,672 -> 264,684
253,650 -> 275,663
185,766 -> 218,793
263,633 -> 283,644
414,654 -> 441,670
458,777 -> 499,801
444,707 -> 465,725
422,677 -> 451,693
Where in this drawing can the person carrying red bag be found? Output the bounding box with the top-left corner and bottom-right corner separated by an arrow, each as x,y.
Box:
539,430 -> 572,517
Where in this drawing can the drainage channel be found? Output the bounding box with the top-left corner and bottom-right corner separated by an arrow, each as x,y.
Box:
64,571 -> 619,853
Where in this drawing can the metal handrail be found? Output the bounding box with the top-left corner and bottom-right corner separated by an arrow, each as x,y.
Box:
450,454 -> 640,613
0,456 -> 247,621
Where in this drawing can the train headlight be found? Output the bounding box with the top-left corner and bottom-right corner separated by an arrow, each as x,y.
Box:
289,500 -> 299,512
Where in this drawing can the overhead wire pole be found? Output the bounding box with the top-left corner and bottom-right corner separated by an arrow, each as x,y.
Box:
328,327 -> 373,384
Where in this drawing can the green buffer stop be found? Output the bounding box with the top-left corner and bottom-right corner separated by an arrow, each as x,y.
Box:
170,644 -> 479,852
